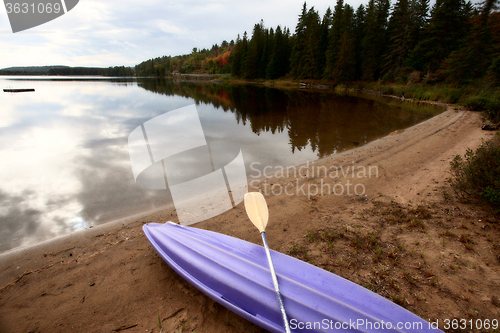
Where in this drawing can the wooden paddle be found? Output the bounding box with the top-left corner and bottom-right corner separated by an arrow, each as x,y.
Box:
244,192 -> 291,333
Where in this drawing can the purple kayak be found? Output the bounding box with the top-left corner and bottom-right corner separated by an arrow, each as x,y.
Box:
143,222 -> 442,333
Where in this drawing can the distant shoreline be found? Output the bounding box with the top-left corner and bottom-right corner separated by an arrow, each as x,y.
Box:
0,65 -> 134,77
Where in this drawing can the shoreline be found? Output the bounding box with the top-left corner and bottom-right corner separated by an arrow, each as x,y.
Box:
0,202 -> 175,259
0,90 -> 444,258
1,103 -> 499,332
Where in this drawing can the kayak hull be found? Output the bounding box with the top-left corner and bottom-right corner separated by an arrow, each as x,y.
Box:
143,222 -> 440,333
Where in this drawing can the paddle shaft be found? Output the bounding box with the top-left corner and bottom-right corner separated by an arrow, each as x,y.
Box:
261,231 -> 291,333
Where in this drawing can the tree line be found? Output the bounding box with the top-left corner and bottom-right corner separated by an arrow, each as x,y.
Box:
0,65 -> 67,75
0,66 -> 135,76
47,66 -> 134,76
137,0 -> 500,85
135,42 -> 234,77
229,0 -> 500,84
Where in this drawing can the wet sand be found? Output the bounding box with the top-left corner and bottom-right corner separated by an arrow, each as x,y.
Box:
1,104 -> 499,333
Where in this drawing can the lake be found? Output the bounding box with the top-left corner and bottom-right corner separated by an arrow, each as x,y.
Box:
0,76 -> 443,252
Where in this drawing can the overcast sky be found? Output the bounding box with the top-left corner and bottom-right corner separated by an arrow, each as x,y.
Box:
1,0 -> 480,69
0,0 -> 369,69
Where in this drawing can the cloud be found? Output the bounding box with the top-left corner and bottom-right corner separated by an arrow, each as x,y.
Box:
157,20 -> 187,37
1,0 -> 359,68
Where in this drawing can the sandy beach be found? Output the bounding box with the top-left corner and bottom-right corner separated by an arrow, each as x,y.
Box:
1,104 -> 499,333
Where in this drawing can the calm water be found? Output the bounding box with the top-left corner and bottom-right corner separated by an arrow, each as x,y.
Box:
0,77 -> 443,252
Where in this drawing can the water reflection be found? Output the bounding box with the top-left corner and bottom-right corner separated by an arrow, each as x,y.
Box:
128,105 -> 248,224
137,79 -> 441,157
0,77 -> 443,252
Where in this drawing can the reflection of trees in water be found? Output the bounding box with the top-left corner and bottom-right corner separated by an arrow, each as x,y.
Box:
137,78 -> 438,158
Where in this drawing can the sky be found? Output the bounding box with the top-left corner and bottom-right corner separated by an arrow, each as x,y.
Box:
0,0 -> 369,69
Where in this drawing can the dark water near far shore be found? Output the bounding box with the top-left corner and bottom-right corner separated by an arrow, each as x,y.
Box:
0,76 -> 443,252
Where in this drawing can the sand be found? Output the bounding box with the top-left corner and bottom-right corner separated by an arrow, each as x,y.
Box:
1,103 -> 499,333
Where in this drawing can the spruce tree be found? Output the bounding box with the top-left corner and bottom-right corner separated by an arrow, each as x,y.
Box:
267,26 -> 291,79
443,0 -> 498,83
230,35 -> 242,77
290,2 -> 309,78
231,33 -> 248,77
302,7 -> 321,78
243,21 -> 266,79
408,0 -> 429,50
361,0 -> 390,80
384,0 -> 412,79
333,5 -> 357,82
314,7 -> 333,79
409,0 -> 472,73
354,5 -> 366,80
258,28 -> 273,78
323,0 -> 345,80
361,0 -> 378,80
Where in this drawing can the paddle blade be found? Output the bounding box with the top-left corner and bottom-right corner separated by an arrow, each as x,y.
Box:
244,192 -> 269,233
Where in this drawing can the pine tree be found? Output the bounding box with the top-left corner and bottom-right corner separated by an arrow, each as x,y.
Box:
231,35 -> 242,77
290,2 -> 309,78
231,33 -> 248,77
258,28 -> 273,78
314,7 -> 332,78
333,5 -> 357,82
384,0 -> 412,79
484,5 -> 500,84
288,4 -> 321,78
302,7 -> 321,78
409,0 -> 472,73
361,0 -> 378,80
361,0 -> 390,80
266,26 -> 291,79
353,5 -> 366,80
408,0 -> 429,50
376,0 -> 391,77
243,21 -> 266,79
323,0 -> 345,80
443,0 -> 498,83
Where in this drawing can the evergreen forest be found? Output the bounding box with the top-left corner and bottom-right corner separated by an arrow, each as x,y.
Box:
135,0 -> 500,86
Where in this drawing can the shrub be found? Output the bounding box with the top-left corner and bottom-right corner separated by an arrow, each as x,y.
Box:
464,96 -> 492,111
407,71 -> 421,85
487,56 -> 500,85
485,107 -> 500,123
449,136 -> 500,212
374,84 -> 394,95
445,88 -> 461,104
463,96 -> 500,122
